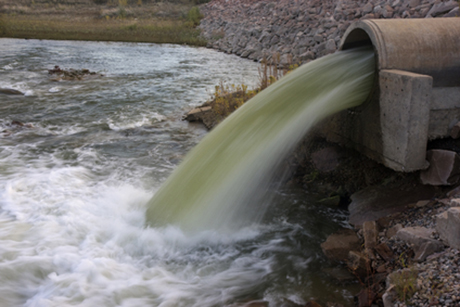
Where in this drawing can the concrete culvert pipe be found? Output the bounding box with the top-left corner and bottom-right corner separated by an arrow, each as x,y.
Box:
325,18 -> 460,172
339,18 -> 460,87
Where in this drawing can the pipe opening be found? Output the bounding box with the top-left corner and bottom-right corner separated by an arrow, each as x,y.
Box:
340,29 -> 373,51
340,29 -> 378,106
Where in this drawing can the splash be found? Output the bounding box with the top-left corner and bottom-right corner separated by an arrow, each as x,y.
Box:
146,48 -> 375,233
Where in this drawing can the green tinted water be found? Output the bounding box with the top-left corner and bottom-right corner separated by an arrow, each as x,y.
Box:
146,48 -> 375,233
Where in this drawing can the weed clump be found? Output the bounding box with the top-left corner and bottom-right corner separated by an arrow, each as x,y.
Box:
199,55 -> 300,124
186,6 -> 202,27
389,268 -> 418,303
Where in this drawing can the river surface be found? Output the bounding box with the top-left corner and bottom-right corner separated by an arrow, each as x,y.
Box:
0,38 -> 356,307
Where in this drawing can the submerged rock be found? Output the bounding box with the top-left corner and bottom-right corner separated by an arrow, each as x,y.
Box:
0,88 -> 23,95
48,65 -> 103,81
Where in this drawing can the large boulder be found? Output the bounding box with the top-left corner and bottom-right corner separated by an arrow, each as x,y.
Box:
436,207 -> 460,249
396,227 -> 444,261
420,149 -> 460,186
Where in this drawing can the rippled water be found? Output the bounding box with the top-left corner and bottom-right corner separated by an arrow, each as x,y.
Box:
0,38 -> 356,307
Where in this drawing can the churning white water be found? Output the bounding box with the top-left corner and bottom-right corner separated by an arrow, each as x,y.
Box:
1,38 -> 361,307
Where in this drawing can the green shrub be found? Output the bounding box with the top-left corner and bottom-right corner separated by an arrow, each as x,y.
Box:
186,6 -> 202,27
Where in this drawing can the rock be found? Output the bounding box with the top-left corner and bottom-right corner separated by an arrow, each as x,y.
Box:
396,226 -> 434,246
408,0 -> 421,7
436,207 -> 460,249
363,221 -> 378,250
324,39 -> 336,54
323,267 -> 356,282
443,7 -> 459,17
362,3 -> 374,14
374,243 -> 395,262
386,223 -> 403,239
321,228 -> 361,262
347,251 -> 370,279
48,65 -> 102,81
357,287 -> 376,307
396,226 -> 444,260
0,88 -> 23,95
414,240 -> 444,262
415,200 -> 431,208
420,149 -> 460,186
382,285 -> 397,307
426,0 -> 459,17
183,106 -> 220,130
241,300 -> 269,307
183,106 -> 212,122
299,51 -> 315,62
311,146 -> 340,172
305,301 -> 322,307
450,122 -> 460,139
348,185 -> 437,227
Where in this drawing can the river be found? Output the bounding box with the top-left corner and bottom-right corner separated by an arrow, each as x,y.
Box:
0,38 -> 356,307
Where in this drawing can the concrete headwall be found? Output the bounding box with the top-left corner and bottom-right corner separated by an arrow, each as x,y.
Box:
199,0 -> 459,65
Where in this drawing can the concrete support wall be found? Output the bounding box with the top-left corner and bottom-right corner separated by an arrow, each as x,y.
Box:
323,69 -> 433,172
379,70 -> 431,171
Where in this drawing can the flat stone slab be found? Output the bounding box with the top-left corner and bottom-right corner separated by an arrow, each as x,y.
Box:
436,207 -> 460,249
348,185 -> 437,226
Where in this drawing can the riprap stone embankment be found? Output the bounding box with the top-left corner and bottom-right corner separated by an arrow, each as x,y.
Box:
199,0 -> 459,65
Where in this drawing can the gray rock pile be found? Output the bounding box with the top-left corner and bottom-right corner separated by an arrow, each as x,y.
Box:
199,0 -> 459,64
320,188 -> 460,306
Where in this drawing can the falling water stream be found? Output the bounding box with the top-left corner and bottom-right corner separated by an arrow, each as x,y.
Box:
0,38 -> 373,307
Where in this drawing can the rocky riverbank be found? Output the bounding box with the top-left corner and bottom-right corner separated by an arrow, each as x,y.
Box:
195,1 -> 460,306
199,0 -> 458,65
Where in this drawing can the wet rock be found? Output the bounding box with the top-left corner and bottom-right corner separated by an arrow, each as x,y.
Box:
183,106 -> 212,122
436,207 -> 460,249
348,185 -> 437,227
363,221 -> 378,251
321,228 -> 361,262
323,267 -> 356,282
347,251 -> 370,279
420,149 -> 460,186
48,65 -> 102,81
0,88 -> 23,95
